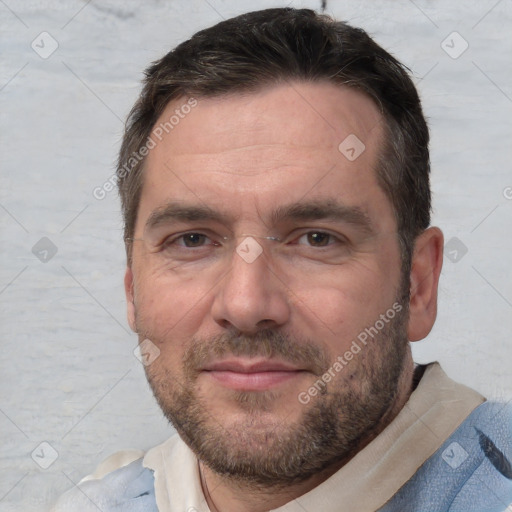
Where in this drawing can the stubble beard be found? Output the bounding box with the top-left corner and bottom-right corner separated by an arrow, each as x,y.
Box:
139,290 -> 411,489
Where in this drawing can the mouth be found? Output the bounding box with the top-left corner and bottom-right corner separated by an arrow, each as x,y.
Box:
201,358 -> 308,391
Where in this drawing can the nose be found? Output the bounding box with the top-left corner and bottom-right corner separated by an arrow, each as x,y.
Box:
210,239 -> 291,333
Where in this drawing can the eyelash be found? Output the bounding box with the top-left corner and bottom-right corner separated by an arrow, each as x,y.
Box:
164,233 -> 219,249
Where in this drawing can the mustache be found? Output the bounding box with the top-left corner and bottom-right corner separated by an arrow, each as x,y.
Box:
182,329 -> 330,377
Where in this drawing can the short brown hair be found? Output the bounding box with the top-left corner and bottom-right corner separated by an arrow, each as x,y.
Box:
117,8 -> 431,270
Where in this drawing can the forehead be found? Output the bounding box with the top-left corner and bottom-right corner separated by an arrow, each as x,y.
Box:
150,82 -> 383,164
137,81 -> 393,233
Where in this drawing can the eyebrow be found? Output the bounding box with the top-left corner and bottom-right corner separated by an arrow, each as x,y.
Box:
145,203 -> 230,231
144,199 -> 375,235
270,200 -> 375,235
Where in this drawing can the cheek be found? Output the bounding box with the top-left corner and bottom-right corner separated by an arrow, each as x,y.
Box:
133,266 -> 214,343
288,264 -> 398,349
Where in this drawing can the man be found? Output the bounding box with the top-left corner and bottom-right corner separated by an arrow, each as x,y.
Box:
53,8 -> 512,512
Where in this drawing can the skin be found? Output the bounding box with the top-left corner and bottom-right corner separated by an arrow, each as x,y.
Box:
124,81 -> 444,512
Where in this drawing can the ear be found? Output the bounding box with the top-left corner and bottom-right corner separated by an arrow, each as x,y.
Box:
407,227 -> 444,342
124,266 -> 137,332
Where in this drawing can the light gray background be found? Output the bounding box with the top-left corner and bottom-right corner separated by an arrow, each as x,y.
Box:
1,1 -> 511,510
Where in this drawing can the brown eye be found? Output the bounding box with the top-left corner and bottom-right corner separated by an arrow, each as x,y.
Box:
306,232 -> 331,247
181,233 -> 207,247
161,232 -> 214,251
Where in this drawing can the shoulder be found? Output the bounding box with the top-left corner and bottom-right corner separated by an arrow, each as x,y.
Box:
380,400 -> 512,512
80,449 -> 145,482
50,451 -> 157,512
445,400 -> 512,510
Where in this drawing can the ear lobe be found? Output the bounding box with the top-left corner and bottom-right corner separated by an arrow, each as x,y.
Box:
124,266 -> 137,332
407,227 -> 444,342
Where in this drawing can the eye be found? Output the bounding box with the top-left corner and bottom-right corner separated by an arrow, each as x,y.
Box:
296,231 -> 340,247
178,233 -> 208,247
162,232 -> 217,250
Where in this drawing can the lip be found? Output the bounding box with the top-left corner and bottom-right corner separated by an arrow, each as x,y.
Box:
202,358 -> 306,391
203,358 -> 302,373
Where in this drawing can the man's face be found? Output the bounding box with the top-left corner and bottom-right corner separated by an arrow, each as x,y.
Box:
126,82 -> 410,484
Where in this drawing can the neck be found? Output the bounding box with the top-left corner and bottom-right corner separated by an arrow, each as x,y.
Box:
200,356 -> 416,512
199,459 -> 347,512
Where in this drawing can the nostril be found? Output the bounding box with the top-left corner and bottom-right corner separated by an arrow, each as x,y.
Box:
256,319 -> 275,329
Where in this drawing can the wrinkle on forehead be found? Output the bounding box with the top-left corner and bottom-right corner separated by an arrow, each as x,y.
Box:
161,145 -> 334,178
147,81 -> 383,164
